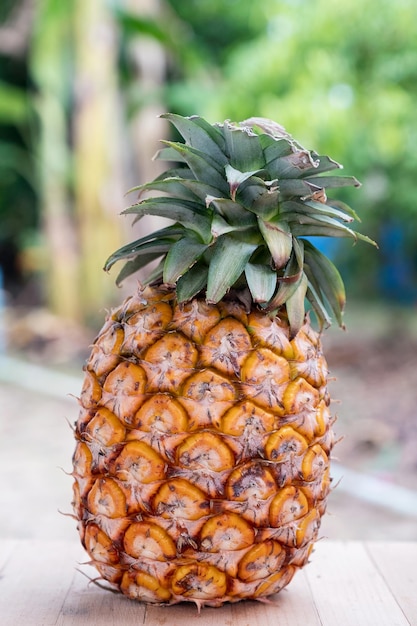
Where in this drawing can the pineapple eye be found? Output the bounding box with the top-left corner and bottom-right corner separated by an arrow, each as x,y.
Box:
241,348 -> 290,411
225,462 -> 277,501
87,478 -> 126,518
264,426 -> 308,462
176,432 -> 234,472
171,563 -> 227,600
199,512 -> 254,552
84,408 -> 126,446
237,541 -> 285,582
123,522 -> 176,560
269,487 -> 309,526
113,441 -> 166,484
152,479 -> 210,520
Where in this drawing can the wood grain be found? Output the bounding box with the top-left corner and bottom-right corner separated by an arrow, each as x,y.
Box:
0,540 -> 414,625
305,541 -> 409,626
365,541 -> 417,626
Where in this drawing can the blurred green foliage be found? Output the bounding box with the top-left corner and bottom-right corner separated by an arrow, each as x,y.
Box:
1,0 -> 416,307
0,48 -> 37,293
164,0 -> 417,301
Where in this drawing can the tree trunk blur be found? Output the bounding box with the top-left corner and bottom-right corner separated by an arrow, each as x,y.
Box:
32,0 -> 170,323
73,0 -> 125,323
124,0 -> 168,184
31,0 -> 81,321
121,0 -> 170,285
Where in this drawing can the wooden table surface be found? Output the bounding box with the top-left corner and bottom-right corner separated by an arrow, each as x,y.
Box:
1,539 -> 416,625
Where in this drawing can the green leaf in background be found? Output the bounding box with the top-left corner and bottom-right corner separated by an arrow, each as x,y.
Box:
0,82 -> 30,124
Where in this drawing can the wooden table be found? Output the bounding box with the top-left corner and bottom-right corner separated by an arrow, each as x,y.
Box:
1,540 -> 416,625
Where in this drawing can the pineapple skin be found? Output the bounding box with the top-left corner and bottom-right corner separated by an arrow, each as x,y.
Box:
72,284 -> 334,608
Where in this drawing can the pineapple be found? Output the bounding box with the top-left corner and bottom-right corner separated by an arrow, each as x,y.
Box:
72,114 -> 374,608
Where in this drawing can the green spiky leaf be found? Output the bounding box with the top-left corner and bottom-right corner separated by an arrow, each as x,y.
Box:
206,195 -> 256,226
286,273 -> 309,337
162,141 -> 228,193
123,197 -> 212,242
222,123 -> 264,171
104,113 -> 375,333
236,177 -> 280,219
288,213 -> 359,239
163,235 -> 208,285
281,199 -> 355,223
104,225 -> 183,272
246,183 -> 280,220
161,113 -> 228,166
127,177 -> 200,202
225,164 -> 262,200
305,175 -> 361,189
306,279 -> 333,330
264,238 -> 304,311
206,235 -> 257,303
176,261 -> 208,301
192,116 -> 226,150
177,180 -> 227,203
258,217 -> 292,269
278,178 -> 319,198
245,263 -> 277,303
153,145 -> 187,163
304,240 -> 346,326
301,153 -> 342,175
262,137 -> 295,161
267,150 -> 319,179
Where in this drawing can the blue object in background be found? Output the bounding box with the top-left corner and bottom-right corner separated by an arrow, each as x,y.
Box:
308,237 -> 340,260
378,220 -> 416,305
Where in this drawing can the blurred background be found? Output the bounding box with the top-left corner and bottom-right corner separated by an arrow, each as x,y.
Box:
0,0 -> 416,542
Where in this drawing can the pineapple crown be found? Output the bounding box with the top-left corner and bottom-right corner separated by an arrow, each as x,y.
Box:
105,114 -> 375,334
